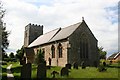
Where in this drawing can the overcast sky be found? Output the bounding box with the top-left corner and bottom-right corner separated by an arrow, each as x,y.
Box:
2,0 -> 119,57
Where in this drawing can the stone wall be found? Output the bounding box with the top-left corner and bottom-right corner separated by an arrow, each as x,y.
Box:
25,48 -> 35,63
25,21 -> 99,67
69,21 -> 99,66
33,40 -> 69,67
115,55 -> 120,61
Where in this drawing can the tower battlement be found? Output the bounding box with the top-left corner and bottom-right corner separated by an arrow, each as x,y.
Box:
24,23 -> 43,47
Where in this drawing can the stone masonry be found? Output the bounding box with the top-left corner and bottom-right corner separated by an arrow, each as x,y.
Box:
24,19 -> 99,67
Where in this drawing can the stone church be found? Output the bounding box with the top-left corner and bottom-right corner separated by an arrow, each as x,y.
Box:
24,19 -> 99,67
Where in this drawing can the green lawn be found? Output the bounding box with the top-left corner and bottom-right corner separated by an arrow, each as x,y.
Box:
46,66 -> 119,78
1,61 -> 12,80
1,64 -> 7,80
11,62 -> 22,79
9,62 -> 119,79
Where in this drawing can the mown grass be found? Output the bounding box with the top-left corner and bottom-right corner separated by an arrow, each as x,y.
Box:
1,61 -> 12,80
32,64 -> 119,78
11,62 -> 22,79
1,65 -> 7,80
7,61 -> 120,79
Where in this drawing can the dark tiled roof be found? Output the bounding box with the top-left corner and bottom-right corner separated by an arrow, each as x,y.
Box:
49,22 -> 81,42
28,22 -> 82,47
107,52 -> 120,60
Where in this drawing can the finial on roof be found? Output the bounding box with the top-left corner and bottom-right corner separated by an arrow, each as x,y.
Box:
82,17 -> 84,22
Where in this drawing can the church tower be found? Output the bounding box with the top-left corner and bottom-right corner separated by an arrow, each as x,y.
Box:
24,23 -> 43,47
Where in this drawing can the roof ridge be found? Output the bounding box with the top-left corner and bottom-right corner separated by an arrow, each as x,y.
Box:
114,52 -> 120,59
43,28 -> 61,35
42,22 -> 81,36
62,22 -> 81,29
28,21 -> 83,47
49,28 -> 61,41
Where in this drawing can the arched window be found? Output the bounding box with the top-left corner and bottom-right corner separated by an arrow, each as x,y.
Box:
42,48 -> 45,59
58,43 -> 62,58
51,45 -> 55,58
80,34 -> 89,59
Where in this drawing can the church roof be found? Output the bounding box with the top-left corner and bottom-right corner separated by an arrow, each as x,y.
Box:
107,52 -> 120,60
28,22 -> 82,48
49,22 -> 81,42
28,28 -> 61,47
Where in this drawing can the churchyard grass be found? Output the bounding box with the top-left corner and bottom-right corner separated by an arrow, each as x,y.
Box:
1,61 -> 12,79
32,63 -> 119,78
9,61 -> 119,79
11,61 -> 22,79
31,64 -> 37,78
68,67 -> 118,78
1,64 -> 7,79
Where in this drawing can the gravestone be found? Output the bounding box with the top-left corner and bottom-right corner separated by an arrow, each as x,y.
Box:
25,63 -> 32,78
81,61 -> 86,69
109,60 -> 112,65
60,67 -> 69,76
37,61 -> 46,79
103,62 -> 106,67
21,63 -> 31,78
21,64 -> 26,78
65,64 -> 71,69
73,62 -> 78,69
51,71 -> 59,78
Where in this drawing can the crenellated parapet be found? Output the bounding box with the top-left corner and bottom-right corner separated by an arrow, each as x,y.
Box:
24,23 -> 43,47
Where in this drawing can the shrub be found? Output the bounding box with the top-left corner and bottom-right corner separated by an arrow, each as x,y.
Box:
97,64 -> 107,72
34,48 -> 45,65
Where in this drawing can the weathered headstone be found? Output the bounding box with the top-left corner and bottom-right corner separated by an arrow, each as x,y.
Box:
26,63 -> 32,78
81,61 -> 86,69
65,64 -> 71,69
73,62 -> 78,69
103,62 -> 106,67
21,64 -> 25,78
60,67 -> 69,76
37,61 -> 46,79
109,60 -> 112,65
51,71 -> 59,78
21,63 -> 31,79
